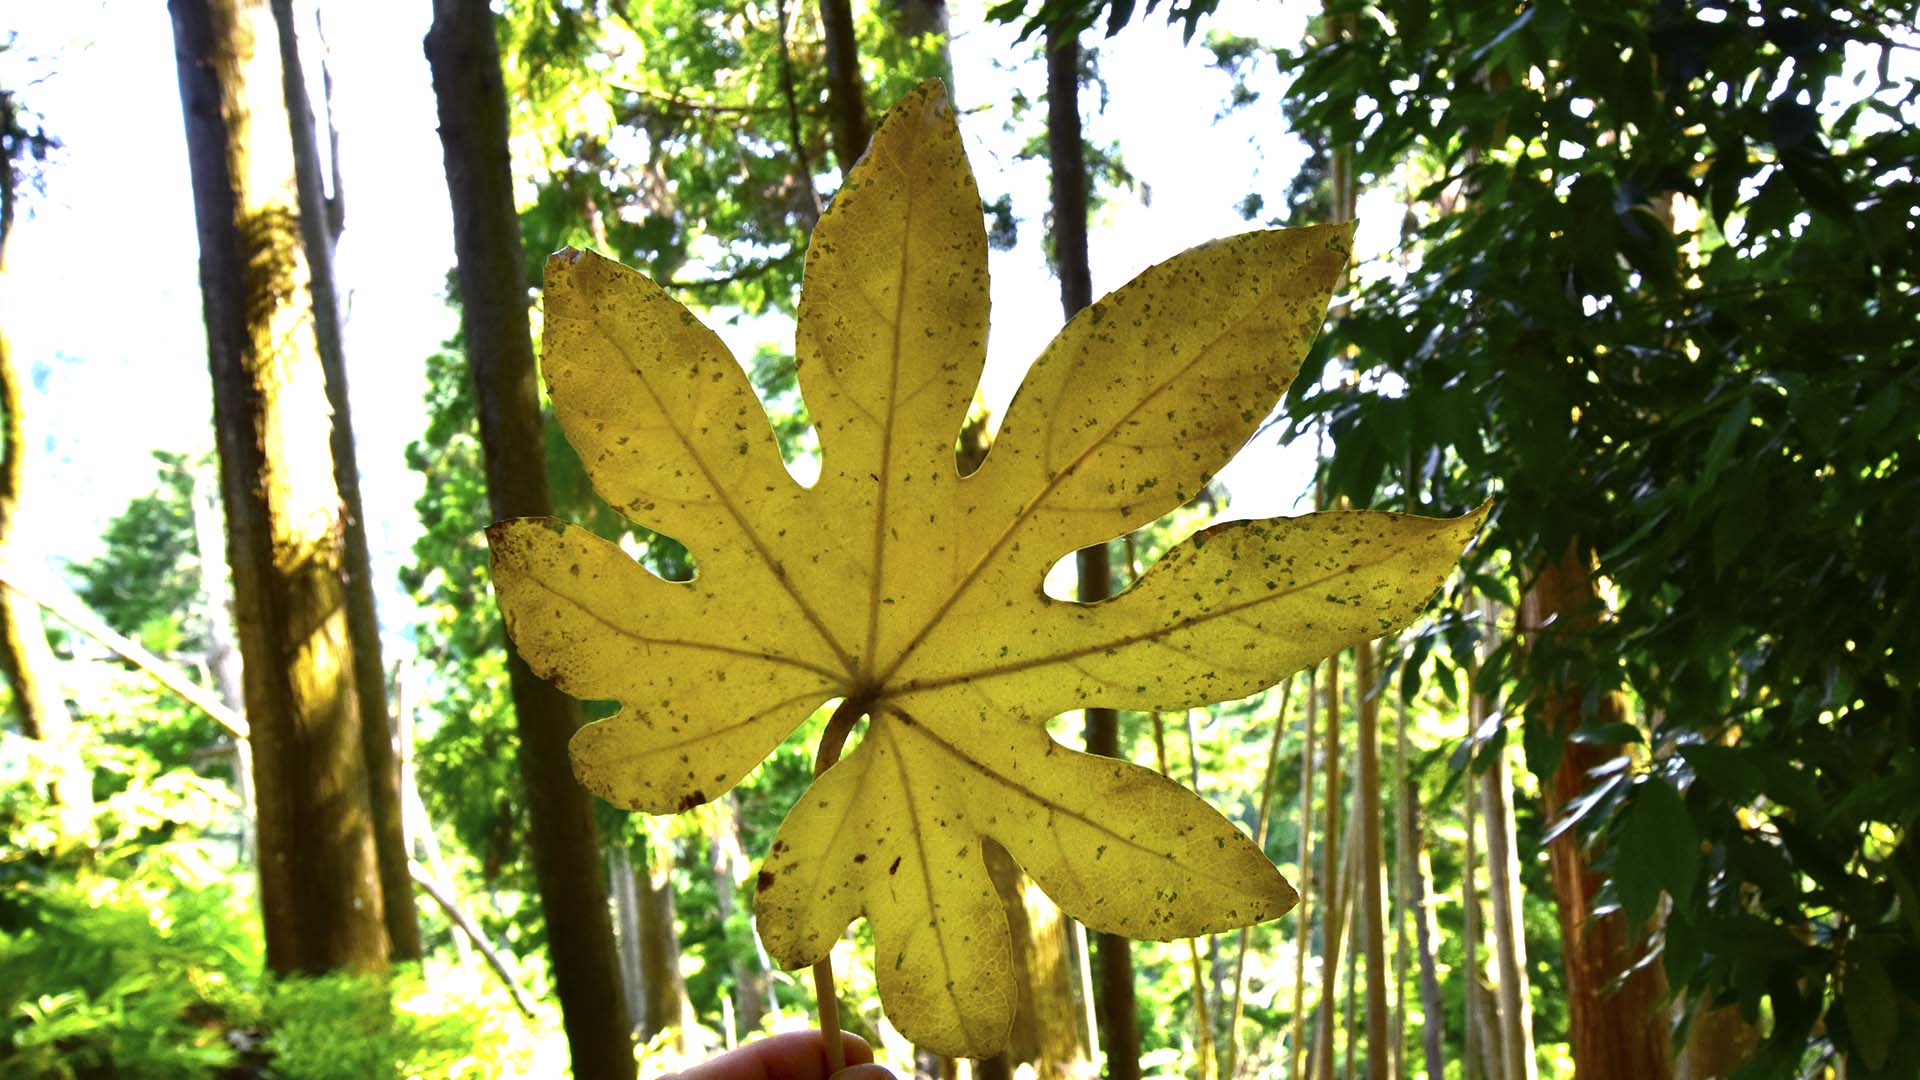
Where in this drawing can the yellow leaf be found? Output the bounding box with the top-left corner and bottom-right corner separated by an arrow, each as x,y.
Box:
487,80 -> 1486,1057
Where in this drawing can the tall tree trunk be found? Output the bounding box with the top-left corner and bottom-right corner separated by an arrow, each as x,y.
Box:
1357,642 -> 1390,1080
1480,730 -> 1537,1080
1227,676 -> 1296,1079
1520,542 -> 1673,1080
1463,726 -> 1482,1080
637,832 -> 692,1043
0,109 -> 85,823
985,841 -> 1092,1078
1287,665 -> 1318,1080
424,3 -> 634,1074
1408,790 -> 1446,1080
1312,650 -> 1344,1080
610,843 -> 646,1032
818,0 -> 870,176
710,797 -> 770,1038
269,0 -> 417,962
772,0 -> 821,228
1047,22 -> 1139,1080
169,0 -> 387,975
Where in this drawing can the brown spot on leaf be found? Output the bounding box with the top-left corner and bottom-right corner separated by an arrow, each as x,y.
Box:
757,870 -> 775,892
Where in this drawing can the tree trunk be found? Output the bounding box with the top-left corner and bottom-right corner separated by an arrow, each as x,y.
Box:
1481,734 -> 1537,1080
1312,650 -> 1344,1080
818,0 -> 870,176
1288,665 -> 1318,1080
985,841 -> 1093,1078
0,112 -> 85,823
1674,998 -> 1759,1080
637,832 -> 692,1043
710,797 -> 770,1038
424,3 -> 634,1074
1463,725 -> 1482,1080
1408,790 -> 1446,1080
269,0 -> 417,962
1357,642 -> 1390,1080
1047,22 -> 1137,1080
1520,542 -> 1673,1080
610,843 -> 646,1032
168,0 -> 386,975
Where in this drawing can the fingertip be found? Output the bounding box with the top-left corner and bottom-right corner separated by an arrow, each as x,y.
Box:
835,1031 -> 876,1068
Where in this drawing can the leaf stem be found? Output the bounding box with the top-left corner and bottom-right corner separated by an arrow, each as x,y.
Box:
810,696 -> 867,1075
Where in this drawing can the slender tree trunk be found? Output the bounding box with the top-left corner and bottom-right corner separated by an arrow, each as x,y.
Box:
637,832 -> 692,1043
610,843 -> 646,1032
1047,22 -> 1138,1079
772,0 -> 821,227
1674,998 -> 1759,1080
424,3 -> 633,1073
985,841 -> 1091,1078
0,121 -> 85,823
1481,734 -> 1536,1080
818,0 -> 870,176
1408,792 -> 1446,1080
1391,668 -> 1412,1080
269,0 -> 417,961
1288,665 -> 1317,1080
1312,650 -> 1344,1080
1357,642 -> 1390,1080
711,797 -> 770,1037
1521,543 -> 1673,1080
169,0 -> 386,975
1463,727 -> 1482,1080
1227,677 -> 1296,1079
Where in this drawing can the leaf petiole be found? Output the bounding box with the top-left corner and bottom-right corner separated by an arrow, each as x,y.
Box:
810,695 -> 868,1074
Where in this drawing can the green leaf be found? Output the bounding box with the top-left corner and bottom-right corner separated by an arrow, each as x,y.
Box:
1615,774 -> 1700,926
1842,942 -> 1897,1071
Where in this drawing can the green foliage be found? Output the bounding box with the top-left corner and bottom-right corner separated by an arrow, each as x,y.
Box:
1273,0 -> 1920,1071
69,451 -> 208,657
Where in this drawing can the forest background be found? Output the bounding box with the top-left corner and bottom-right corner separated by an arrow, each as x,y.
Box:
1,1 -> 1915,1079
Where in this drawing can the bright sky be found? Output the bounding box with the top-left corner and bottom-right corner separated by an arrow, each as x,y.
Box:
2,0 -> 1352,648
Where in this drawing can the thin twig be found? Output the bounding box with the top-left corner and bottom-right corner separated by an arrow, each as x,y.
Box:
0,563 -> 247,738
409,860 -> 538,1018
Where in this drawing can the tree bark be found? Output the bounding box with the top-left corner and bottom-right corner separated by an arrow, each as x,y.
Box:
1357,642 -> 1390,1080
1312,650 -> 1344,1080
710,797 -> 770,1038
0,99 -> 85,822
637,832 -> 692,1043
424,3 -> 634,1074
1481,734 -> 1537,1080
1048,23 -> 1137,1079
269,0 -> 418,962
1520,542 -> 1673,1080
818,0 -> 870,177
985,841 -> 1092,1078
169,0 -> 386,975
1408,789 -> 1447,1080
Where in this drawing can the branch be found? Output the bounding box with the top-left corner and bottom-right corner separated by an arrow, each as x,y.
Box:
0,563 -> 247,739
659,258 -> 789,291
408,860 -> 539,1018
610,84 -> 780,120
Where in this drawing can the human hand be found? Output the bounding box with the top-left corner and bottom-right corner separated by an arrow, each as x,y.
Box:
670,1030 -> 895,1080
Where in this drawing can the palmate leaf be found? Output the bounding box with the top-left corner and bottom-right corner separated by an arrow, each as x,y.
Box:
487,80 -> 1485,1057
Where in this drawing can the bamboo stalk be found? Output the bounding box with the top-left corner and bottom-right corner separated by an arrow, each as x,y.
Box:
1226,675 -> 1297,1078
1288,665 -> 1318,1080
1153,711 -> 1218,1079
